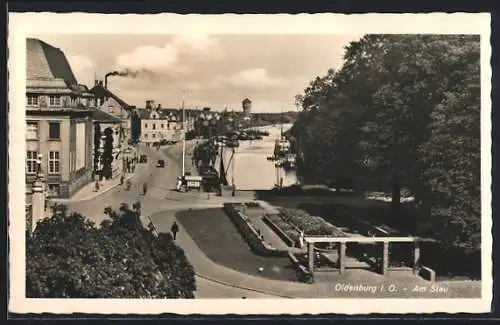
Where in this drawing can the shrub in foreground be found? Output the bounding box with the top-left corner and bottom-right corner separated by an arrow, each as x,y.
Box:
26,203 -> 196,298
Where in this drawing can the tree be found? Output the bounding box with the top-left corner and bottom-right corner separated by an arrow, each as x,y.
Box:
101,127 -> 114,179
291,34 -> 480,245
130,110 -> 141,144
26,203 -> 197,298
93,122 -> 101,175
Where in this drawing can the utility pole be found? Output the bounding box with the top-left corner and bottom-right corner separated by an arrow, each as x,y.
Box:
181,90 -> 186,177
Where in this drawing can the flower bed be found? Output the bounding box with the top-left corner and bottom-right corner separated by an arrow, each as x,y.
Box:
278,208 -> 346,237
223,203 -> 288,257
262,214 -> 298,247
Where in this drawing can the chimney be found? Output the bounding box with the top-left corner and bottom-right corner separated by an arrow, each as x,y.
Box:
94,79 -> 99,87
104,76 -> 108,89
145,100 -> 155,109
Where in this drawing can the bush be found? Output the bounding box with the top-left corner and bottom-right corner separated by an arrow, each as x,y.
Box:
26,203 -> 196,298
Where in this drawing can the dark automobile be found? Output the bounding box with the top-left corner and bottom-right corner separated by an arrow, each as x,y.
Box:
157,159 -> 165,168
140,155 -> 148,163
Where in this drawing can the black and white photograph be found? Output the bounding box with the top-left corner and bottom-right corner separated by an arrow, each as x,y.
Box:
8,13 -> 492,315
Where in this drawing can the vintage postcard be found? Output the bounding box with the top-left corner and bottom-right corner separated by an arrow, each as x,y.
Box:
8,13 -> 492,315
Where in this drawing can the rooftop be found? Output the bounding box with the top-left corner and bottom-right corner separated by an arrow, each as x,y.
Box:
27,38 -> 78,87
90,82 -> 132,109
92,109 -> 122,124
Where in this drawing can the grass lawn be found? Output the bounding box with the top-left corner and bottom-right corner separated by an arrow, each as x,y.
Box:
176,208 -> 298,282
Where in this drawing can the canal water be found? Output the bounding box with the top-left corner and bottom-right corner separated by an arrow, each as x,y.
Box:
218,124 -> 298,190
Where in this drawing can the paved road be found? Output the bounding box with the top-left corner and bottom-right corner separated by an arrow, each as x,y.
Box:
64,141 -> 260,298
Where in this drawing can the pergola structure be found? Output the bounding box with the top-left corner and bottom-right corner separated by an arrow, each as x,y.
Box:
304,236 -> 434,276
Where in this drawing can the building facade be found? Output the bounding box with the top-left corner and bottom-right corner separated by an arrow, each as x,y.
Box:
90,80 -> 134,145
139,101 -> 183,145
26,38 -> 94,199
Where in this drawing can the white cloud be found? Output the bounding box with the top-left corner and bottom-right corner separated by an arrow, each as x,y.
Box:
116,44 -> 178,70
114,34 -> 218,73
68,55 -> 94,85
225,68 -> 286,88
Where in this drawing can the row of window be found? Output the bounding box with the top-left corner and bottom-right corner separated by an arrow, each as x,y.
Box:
26,121 -> 61,140
26,150 -> 60,174
144,123 -> 171,130
27,95 -> 62,107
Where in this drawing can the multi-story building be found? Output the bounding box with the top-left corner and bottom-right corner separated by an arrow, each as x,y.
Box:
90,79 -> 134,145
139,101 -> 182,145
26,38 -> 94,199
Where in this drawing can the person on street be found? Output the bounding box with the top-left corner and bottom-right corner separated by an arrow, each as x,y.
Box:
120,175 -> 125,185
171,221 -> 179,240
176,176 -> 182,191
126,179 -> 131,191
143,182 -> 148,195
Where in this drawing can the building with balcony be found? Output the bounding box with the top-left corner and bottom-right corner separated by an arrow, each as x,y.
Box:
26,38 -> 94,199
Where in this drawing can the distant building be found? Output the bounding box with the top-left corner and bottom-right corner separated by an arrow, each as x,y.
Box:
242,98 -> 252,115
138,102 -> 181,145
26,38 -> 94,198
89,79 -> 134,145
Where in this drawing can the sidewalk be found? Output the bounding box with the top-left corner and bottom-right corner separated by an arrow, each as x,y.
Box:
52,172 -> 138,203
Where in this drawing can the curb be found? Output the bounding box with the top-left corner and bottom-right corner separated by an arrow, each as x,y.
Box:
52,173 -> 138,203
146,214 -> 295,299
194,273 -> 295,299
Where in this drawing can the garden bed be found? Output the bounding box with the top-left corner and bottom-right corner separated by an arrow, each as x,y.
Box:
277,207 -> 347,237
262,214 -> 298,247
223,203 -> 289,257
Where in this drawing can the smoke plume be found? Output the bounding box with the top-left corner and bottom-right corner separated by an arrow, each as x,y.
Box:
105,68 -> 156,79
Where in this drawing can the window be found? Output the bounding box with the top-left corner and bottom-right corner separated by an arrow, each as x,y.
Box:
48,151 -> 60,174
145,134 -> 148,138
161,124 -> 164,128
49,95 -> 61,107
152,133 -> 156,138
27,95 -> 38,106
153,123 -> 156,130
48,184 -> 60,197
26,151 -> 38,174
167,123 -> 170,130
26,122 -> 38,139
145,123 -> 148,128
49,122 -> 61,139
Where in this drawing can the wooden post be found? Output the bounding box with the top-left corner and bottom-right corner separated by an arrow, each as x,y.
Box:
381,242 -> 389,275
308,242 -> 314,273
413,240 -> 421,274
339,242 -> 347,274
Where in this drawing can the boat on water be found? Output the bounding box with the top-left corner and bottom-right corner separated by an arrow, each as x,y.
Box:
281,153 -> 297,170
274,137 -> 291,158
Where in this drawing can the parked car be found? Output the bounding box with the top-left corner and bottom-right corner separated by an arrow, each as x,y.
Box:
157,159 -> 165,168
140,155 -> 148,163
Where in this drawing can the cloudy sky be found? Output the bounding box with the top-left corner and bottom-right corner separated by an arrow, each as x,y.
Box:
33,34 -> 363,112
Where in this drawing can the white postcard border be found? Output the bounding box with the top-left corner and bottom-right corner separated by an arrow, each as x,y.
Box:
8,12 -> 492,315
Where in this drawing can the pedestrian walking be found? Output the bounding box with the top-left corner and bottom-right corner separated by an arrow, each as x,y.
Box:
143,182 -> 148,195
120,175 -> 125,185
171,221 -> 179,240
126,179 -> 132,191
